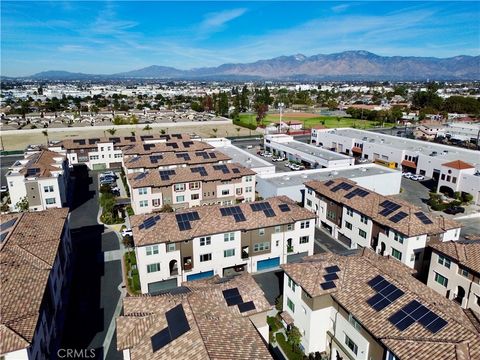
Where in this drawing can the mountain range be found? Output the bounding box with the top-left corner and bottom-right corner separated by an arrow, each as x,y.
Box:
26,51 -> 480,81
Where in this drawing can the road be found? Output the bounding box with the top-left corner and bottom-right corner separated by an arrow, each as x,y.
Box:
60,165 -> 123,360
0,155 -> 23,186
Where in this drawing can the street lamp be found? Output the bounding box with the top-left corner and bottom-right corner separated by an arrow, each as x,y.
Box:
278,102 -> 285,133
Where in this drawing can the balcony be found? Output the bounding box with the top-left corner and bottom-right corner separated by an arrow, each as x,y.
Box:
241,251 -> 249,259
287,245 -> 294,253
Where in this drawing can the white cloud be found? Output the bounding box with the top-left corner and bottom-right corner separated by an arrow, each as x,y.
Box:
331,4 -> 350,13
198,8 -> 247,34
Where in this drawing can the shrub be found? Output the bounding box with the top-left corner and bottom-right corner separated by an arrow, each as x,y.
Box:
99,184 -> 112,193
122,234 -> 134,249
462,193 -> 473,204
126,205 -> 134,216
275,295 -> 283,312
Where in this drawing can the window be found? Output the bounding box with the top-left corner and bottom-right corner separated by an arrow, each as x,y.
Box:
200,253 -> 212,262
153,199 -> 161,207
236,188 -> 243,195
174,183 -> 186,191
459,268 -> 469,277
139,200 -> 148,208
394,233 -> 404,244
253,242 -> 270,252
306,199 -> 312,207
176,195 -> 185,203
224,249 -> 235,257
391,248 -> 402,261
222,189 -> 230,196
146,245 -> 159,255
434,272 -> 448,287
166,243 -> 176,252
275,225 -> 282,233
224,233 -> 235,242
147,263 -> 160,273
287,277 -> 296,292
345,221 -> 353,230
287,297 -> 295,313
245,186 -> 253,193
360,215 -> 368,224
359,229 -> 367,238
191,193 -> 199,200
258,228 -> 265,236
300,221 -> 310,229
327,210 -> 336,221
438,255 -> 451,269
45,198 -> 56,205
287,224 -> 294,231
452,177 -> 457,184
441,174 -> 446,180
345,335 -> 358,355
348,314 -> 361,330
300,236 -> 309,244
44,185 -> 54,193
189,182 -> 200,190
245,176 -> 253,182
346,208 -> 353,216
114,153 -> 122,158
200,237 -> 211,246
138,188 -> 148,195
307,188 -> 313,195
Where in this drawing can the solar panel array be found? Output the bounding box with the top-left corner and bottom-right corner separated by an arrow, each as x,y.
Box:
320,265 -> 341,290
139,215 -> 161,230
166,142 -> 179,149
151,304 -> 191,352
141,135 -> 154,140
390,211 -> 408,223
183,141 -> 194,148
195,151 -> 209,159
129,156 -> 141,163
320,281 -> 336,290
0,232 -> 8,243
190,167 -> 208,176
220,206 -> 246,222
176,153 -> 191,161
250,202 -> 276,217
278,204 -> 291,212
73,139 -> 86,145
366,275 -> 405,311
149,155 -> 163,163
143,144 -> 154,151
324,180 -> 334,187
88,138 -> 100,145
388,300 -> 448,333
134,172 -> 146,181
159,169 -> 176,181
324,273 -> 339,281
176,211 -> 200,231
125,136 -> 136,142
379,200 -> 401,217
415,211 -> 433,225
109,137 -> 121,143
331,182 -> 354,193
232,168 -> 240,174
209,152 -> 217,159
344,188 -> 370,199
213,164 -> 230,174
222,288 -> 257,313
0,219 -> 16,232
26,168 -> 40,176
325,265 -> 341,273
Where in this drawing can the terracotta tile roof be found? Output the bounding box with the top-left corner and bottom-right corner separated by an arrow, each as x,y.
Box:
430,240 -> 480,273
124,150 -> 231,170
131,196 -> 315,246
401,160 -> 417,168
280,311 -> 294,325
116,273 -> 273,360
282,250 -> 480,360
127,162 -> 255,189
18,149 -> 65,178
305,178 -> 460,237
0,208 -> 69,354
123,140 -> 213,156
442,160 -> 475,170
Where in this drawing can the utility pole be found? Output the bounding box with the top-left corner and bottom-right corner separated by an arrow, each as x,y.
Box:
278,102 -> 284,133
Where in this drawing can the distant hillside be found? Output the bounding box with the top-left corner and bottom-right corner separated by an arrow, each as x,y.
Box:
28,51 -> 480,80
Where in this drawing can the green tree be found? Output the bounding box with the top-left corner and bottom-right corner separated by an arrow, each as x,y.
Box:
218,92 -> 229,116
122,234 -> 134,249
107,128 -> 117,136
143,124 -> 152,133
240,85 -> 249,112
286,325 -> 302,352
16,196 -> 29,212
211,128 -> 218,137
254,103 -> 268,125
160,129 -> 166,135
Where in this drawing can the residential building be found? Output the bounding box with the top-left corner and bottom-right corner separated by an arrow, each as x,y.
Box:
122,137 -> 213,158
116,273 -> 273,360
311,128 -> 480,203
281,250 -> 480,359
264,134 -> 355,169
304,178 -> 461,271
437,160 -> 480,201
427,240 -> 480,313
256,164 -> 401,203
127,163 -> 257,214
6,149 -> 69,212
130,196 -> 315,293
0,208 -> 72,360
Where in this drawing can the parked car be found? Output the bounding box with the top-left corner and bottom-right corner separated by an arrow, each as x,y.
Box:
402,172 -> 413,179
121,228 -> 133,237
358,158 -> 368,163
444,206 -> 465,215
0,185 -> 8,193
264,153 -> 272,158
284,162 -> 291,168
100,178 -> 116,186
246,145 -> 253,149
411,175 -> 425,181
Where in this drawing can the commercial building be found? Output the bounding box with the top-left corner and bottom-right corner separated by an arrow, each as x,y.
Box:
280,250 -> 480,359
0,208 -> 72,360
127,162 -> 256,214
311,128 -> 480,204
6,149 -> 69,212
264,134 -> 354,169
256,164 -> 401,203
116,273 -> 273,360
130,196 -> 315,293
427,240 -> 480,313
304,178 -> 461,271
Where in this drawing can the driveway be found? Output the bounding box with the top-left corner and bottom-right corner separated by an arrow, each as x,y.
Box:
396,177 -> 433,212
253,270 -> 284,306
61,165 -> 123,360
314,228 -> 358,255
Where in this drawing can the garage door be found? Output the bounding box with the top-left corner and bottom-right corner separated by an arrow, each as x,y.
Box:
147,278 -> 178,294
257,257 -> 280,271
186,270 -> 214,281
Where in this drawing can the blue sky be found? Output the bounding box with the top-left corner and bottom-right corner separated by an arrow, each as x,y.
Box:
2,1 -> 479,76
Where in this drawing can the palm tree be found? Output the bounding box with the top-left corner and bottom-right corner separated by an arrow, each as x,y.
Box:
107,128 -> 116,136
160,129 -> 166,135
212,128 -> 218,138
42,130 -> 49,146
236,127 -> 241,137
143,124 -> 152,134
131,131 -> 136,136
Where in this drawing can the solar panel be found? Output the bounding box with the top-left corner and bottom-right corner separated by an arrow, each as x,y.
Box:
26,168 -> 40,176
195,151 -> 209,159
183,141 -> 194,148
324,180 -> 334,187
264,209 -> 276,217
324,273 -> 338,281
232,168 -> 240,174
0,219 -> 16,232
141,135 -> 154,140
367,275 -> 385,288
213,164 -> 230,174
226,294 -> 244,306
0,232 -> 8,243
88,138 -> 100,145
390,211 -> 408,223
238,301 -> 256,313
129,157 -> 140,163
134,172 -> 146,181
325,265 -> 340,273
125,136 -> 136,142
191,167 -> 208,176
279,204 -> 291,212
150,155 -> 163,163
209,153 -> 217,158
345,188 -> 370,199
331,182 -> 354,192
109,137 -> 120,143
367,275 -> 404,311
221,206 -> 246,222
151,328 -> 171,352
143,144 -> 154,151
223,288 -> 240,299
166,304 -> 191,340
233,213 -> 246,222
159,169 -> 175,181
415,212 -> 433,225
388,300 -> 448,334
320,281 -> 336,290
175,211 -> 199,231
426,317 -> 448,333
176,153 -> 191,161
379,202 -> 401,217
166,142 -> 178,148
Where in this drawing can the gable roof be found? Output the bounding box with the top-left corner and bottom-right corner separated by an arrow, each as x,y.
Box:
442,160 -> 475,170
430,240 -> 480,274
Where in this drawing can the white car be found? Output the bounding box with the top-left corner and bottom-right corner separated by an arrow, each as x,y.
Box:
411,175 -> 425,181
101,171 -> 117,179
284,162 -> 291,168
0,185 -> 8,193
121,228 -> 133,237
264,153 -> 273,158
402,172 -> 413,179
246,145 -> 253,149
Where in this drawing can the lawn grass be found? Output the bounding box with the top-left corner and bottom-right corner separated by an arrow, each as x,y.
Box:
275,333 -> 304,360
124,251 -> 141,294
238,113 -> 393,130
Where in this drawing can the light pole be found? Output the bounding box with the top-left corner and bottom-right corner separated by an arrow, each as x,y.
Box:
278,102 -> 284,133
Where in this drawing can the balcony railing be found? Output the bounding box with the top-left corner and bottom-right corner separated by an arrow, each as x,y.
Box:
183,263 -> 192,271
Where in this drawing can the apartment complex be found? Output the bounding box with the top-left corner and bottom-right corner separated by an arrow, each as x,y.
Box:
122,137 -> 213,158
6,149 -> 69,212
127,162 -> 256,214
116,274 -> 273,360
0,208 -> 72,360
427,240 -> 480,313
304,178 -> 461,270
311,128 -> 480,204
281,250 -> 480,359
130,196 -> 315,293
